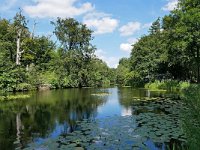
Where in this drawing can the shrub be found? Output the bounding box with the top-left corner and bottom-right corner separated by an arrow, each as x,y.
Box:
182,85 -> 200,149
16,83 -> 35,91
145,80 -> 190,91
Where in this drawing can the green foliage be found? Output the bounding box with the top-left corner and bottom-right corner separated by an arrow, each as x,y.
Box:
0,14 -> 114,92
116,58 -> 131,86
162,0 -> 200,82
0,66 -> 27,92
51,18 -> 113,88
16,83 -> 34,91
182,85 -> 200,149
117,0 -> 200,86
21,36 -> 55,69
145,80 -> 190,91
125,71 -> 144,87
52,18 -> 93,51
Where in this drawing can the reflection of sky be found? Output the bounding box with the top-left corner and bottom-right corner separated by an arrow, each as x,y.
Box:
96,88 -> 122,118
34,87 -> 134,145
33,121 -> 67,145
121,107 -> 132,116
27,88 -> 171,149
97,88 -> 133,118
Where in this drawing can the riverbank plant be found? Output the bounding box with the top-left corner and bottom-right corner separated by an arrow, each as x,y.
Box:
181,85 -> 200,150
145,80 -> 190,91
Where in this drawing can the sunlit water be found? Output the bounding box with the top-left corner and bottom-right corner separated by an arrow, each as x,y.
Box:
0,87 -> 186,150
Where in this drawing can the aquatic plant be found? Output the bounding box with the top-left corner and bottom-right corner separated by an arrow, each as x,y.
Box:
0,94 -> 30,101
24,97 -> 187,149
91,92 -> 110,97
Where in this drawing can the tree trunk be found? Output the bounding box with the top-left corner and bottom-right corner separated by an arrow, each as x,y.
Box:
197,47 -> 200,83
16,30 -> 24,65
198,66 -> 200,83
16,31 -> 21,65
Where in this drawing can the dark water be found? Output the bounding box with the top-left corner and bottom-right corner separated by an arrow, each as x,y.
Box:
0,87 -> 186,150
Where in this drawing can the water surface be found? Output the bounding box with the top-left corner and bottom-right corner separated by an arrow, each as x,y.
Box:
0,87 -> 186,149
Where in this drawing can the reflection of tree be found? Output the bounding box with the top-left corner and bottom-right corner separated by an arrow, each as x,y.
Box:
118,88 -> 165,108
34,105 -> 51,136
0,101 -> 26,150
0,88 -> 107,149
118,88 -> 145,108
53,89 -> 107,134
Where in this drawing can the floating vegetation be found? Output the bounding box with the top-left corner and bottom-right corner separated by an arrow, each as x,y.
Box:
91,92 -> 110,97
0,94 -> 30,101
148,89 -> 167,92
132,97 -> 162,101
24,97 -> 187,149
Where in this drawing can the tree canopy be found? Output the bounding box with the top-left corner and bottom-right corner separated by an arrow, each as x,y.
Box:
116,0 -> 200,86
0,14 -> 114,92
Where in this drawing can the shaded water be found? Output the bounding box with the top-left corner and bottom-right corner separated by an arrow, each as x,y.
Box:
0,87 -> 186,149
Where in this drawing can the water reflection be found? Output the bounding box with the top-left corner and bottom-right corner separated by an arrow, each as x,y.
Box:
0,87 -> 175,150
118,87 -> 167,117
0,88 -> 108,149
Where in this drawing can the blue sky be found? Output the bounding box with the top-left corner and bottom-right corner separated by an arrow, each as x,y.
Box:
0,0 -> 178,68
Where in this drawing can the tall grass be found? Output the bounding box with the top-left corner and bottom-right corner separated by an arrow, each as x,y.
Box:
145,80 -> 190,91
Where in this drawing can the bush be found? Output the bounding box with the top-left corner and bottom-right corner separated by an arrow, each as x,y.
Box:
182,85 -> 200,149
145,80 -> 190,91
178,81 -> 190,91
125,71 -> 144,87
16,83 -> 35,91
102,79 -> 110,87
0,66 -> 27,92
39,71 -> 59,89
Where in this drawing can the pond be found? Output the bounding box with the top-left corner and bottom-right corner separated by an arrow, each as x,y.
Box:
0,87 -> 187,150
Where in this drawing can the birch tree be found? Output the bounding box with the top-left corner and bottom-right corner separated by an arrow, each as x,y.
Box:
13,10 -> 29,65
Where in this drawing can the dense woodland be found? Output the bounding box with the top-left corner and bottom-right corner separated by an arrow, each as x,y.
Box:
0,11 -> 115,92
116,0 -> 200,87
0,0 -> 200,92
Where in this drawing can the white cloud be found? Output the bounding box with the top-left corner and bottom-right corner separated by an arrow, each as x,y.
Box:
119,22 -> 141,36
23,0 -> 94,18
127,37 -> 138,44
120,38 -> 138,53
83,12 -> 119,35
142,22 -> 152,29
120,43 -> 132,52
0,0 -> 17,11
95,49 -> 119,68
162,0 -> 178,11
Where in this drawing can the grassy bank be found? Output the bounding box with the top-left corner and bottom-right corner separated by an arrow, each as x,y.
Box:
145,80 -> 190,91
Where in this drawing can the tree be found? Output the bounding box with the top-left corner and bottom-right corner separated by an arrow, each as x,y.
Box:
116,58 -> 131,86
149,18 -> 161,35
52,18 -> 96,87
13,9 -> 29,65
162,0 -> 200,82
